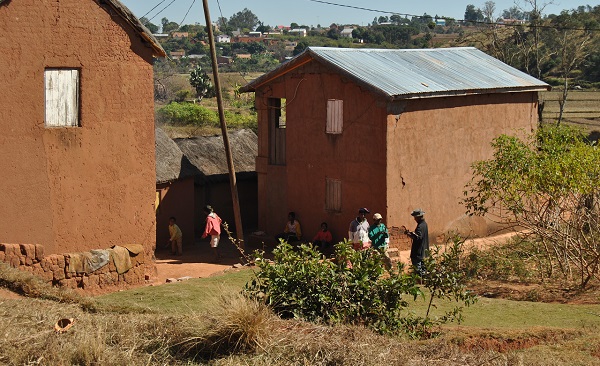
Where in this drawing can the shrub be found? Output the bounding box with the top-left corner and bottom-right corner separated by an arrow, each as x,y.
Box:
158,102 -> 218,127
245,238 -> 475,338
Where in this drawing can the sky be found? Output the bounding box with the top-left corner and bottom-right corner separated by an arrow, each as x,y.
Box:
120,0 -> 591,29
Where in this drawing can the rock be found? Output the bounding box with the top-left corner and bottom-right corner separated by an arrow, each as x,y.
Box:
233,263 -> 245,268
166,278 -> 177,283
177,276 -> 192,281
34,244 -> 45,262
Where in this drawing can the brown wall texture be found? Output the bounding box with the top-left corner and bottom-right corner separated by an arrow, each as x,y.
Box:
386,92 -> 538,239
0,0 -> 156,258
157,178 -> 195,250
255,62 -> 388,241
254,59 -> 539,243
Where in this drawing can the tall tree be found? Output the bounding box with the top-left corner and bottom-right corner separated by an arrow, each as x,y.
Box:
228,8 -> 260,31
140,17 -> 159,33
464,4 -> 483,24
482,1 -> 496,22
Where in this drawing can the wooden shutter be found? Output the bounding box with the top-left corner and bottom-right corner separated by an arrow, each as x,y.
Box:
326,99 -> 343,134
325,178 -> 342,212
45,69 -> 79,127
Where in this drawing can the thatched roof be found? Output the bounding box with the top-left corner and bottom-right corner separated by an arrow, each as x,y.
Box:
155,128 -> 200,184
175,129 -> 257,178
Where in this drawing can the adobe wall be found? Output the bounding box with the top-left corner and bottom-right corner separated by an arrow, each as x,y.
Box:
157,178 -> 195,249
0,0 -> 156,264
386,92 -> 538,240
0,243 -> 147,290
254,62 -> 388,241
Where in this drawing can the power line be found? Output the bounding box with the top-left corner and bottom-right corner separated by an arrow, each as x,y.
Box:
216,0 -> 226,25
147,0 -> 178,23
306,0 -> 600,32
177,0 -> 196,29
141,0 -> 168,20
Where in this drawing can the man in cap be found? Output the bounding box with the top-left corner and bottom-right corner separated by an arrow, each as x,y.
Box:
348,208 -> 370,250
405,209 -> 429,275
368,213 -> 392,269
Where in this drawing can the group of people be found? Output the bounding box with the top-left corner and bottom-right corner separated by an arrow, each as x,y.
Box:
167,205 -> 223,262
275,207 -> 430,273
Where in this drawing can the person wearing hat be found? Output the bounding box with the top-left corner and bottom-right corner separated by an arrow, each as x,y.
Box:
348,208 -> 370,250
368,213 -> 392,269
405,209 -> 429,275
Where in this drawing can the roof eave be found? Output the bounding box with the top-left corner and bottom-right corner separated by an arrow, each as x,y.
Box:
389,85 -> 552,101
240,49 -> 314,93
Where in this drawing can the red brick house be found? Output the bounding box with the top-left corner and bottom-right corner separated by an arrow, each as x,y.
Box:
0,0 -> 165,260
241,47 -> 549,244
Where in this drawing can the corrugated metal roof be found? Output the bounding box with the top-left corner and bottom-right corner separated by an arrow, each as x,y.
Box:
241,47 -> 550,99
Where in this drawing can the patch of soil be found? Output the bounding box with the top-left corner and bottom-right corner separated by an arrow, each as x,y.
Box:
455,329 -> 582,353
468,280 -> 600,304
0,287 -> 22,299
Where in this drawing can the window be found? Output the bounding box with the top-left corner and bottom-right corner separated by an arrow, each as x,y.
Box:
326,99 -> 343,134
45,69 -> 80,127
268,98 -> 286,165
325,178 -> 342,212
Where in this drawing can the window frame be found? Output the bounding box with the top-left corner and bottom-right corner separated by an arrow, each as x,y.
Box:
44,68 -> 80,128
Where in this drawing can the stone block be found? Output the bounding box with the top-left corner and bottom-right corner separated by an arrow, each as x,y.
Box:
25,257 -> 33,266
40,269 -> 54,282
108,259 -> 117,272
0,251 -> 5,262
20,244 -> 35,260
40,257 -> 52,272
59,278 -> 78,289
9,256 -> 20,268
52,266 -> 66,281
19,256 -> 25,265
3,244 -> 18,257
56,255 -> 65,269
34,244 -> 45,261
82,275 -> 99,289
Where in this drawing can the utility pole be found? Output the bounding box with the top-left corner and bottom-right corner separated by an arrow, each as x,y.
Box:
202,0 -> 244,248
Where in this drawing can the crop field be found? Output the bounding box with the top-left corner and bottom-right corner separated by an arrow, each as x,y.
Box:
541,91 -> 600,135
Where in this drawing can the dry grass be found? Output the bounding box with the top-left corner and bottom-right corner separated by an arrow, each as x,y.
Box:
2,263 -> 600,365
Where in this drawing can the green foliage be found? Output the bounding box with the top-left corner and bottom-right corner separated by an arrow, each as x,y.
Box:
158,102 -> 218,126
189,65 -> 215,100
464,125 -> 600,288
245,239 -> 475,338
158,102 -> 257,130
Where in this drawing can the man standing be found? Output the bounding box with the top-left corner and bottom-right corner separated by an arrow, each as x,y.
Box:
368,213 -> 392,269
405,209 -> 429,275
349,208 -> 370,250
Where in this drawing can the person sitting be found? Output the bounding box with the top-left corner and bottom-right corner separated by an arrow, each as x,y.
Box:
275,211 -> 302,243
313,222 -> 333,252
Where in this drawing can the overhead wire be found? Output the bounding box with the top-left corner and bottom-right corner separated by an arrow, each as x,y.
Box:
141,0 -> 168,20
177,0 -> 196,29
147,0 -> 178,23
306,0 -> 600,32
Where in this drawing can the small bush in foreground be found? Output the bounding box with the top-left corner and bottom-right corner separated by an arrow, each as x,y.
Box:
245,237 -> 476,338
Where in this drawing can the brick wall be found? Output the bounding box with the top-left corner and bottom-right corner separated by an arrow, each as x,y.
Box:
0,243 -> 146,290
388,226 -> 412,251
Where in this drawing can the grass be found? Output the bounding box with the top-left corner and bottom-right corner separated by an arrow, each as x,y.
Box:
3,262 -> 600,364
94,269 -> 254,314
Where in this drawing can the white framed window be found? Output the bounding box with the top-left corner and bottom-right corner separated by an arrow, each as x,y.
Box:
325,178 -> 342,212
45,69 -> 80,127
326,99 -> 343,134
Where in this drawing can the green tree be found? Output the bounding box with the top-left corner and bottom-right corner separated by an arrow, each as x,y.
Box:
464,4 -> 483,24
463,126 -> 600,289
140,17 -> 159,33
228,8 -> 259,30
189,65 -> 214,101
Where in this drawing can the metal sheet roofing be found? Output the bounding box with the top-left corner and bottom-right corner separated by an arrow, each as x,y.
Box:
241,47 -> 549,99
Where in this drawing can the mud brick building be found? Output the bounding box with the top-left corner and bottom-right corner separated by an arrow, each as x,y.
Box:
241,47 -> 549,247
0,0 -> 165,282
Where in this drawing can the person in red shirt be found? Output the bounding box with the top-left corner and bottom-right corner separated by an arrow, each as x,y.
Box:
313,222 -> 333,253
201,205 -> 222,262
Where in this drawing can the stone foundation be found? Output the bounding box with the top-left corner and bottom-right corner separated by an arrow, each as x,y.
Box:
0,243 -> 146,290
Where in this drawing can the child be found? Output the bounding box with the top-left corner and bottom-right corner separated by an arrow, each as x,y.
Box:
275,212 -> 302,243
313,222 -> 333,252
168,217 -> 183,256
201,205 -> 222,262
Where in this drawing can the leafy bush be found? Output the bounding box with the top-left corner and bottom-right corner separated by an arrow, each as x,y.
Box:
245,238 -> 475,338
158,102 -> 218,127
